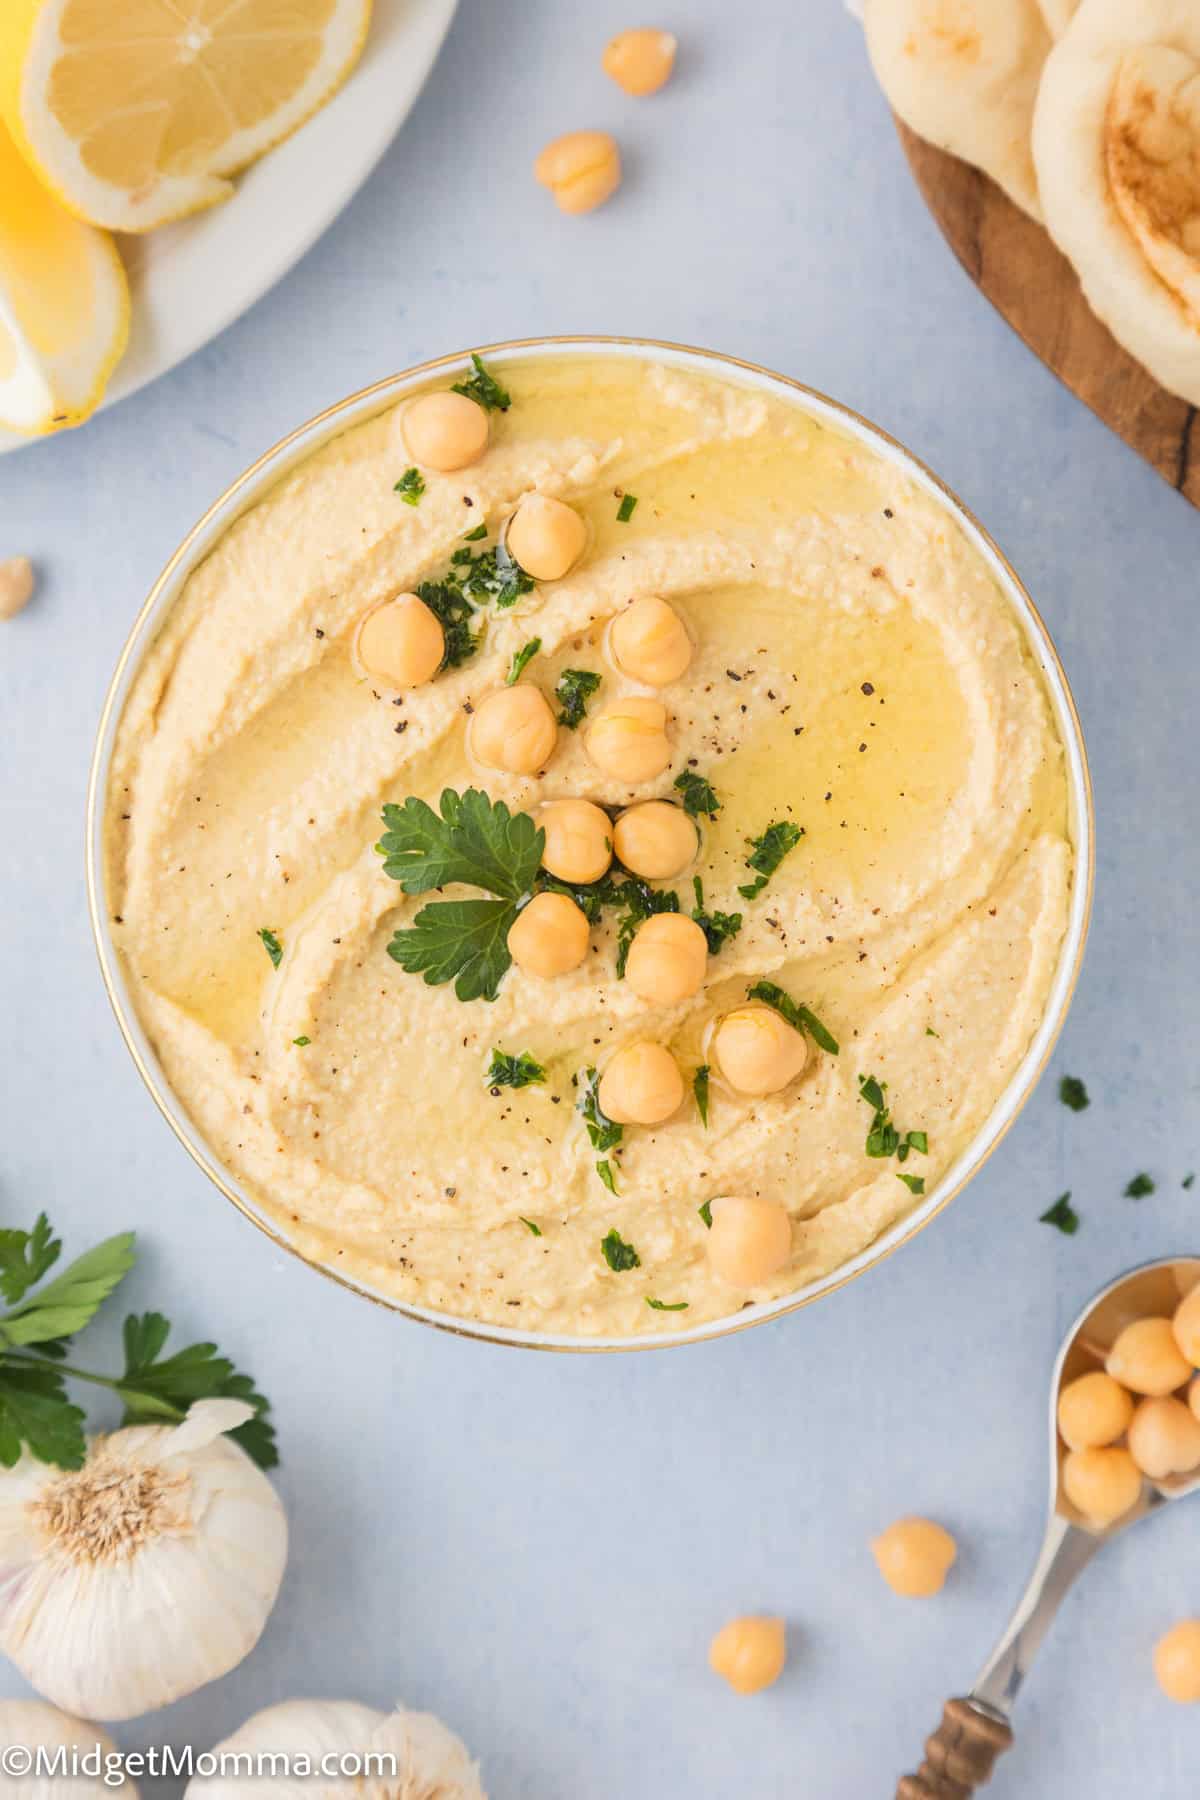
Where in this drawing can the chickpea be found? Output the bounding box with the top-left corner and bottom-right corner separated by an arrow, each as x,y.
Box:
1173,1285 -> 1200,1365
609,595 -> 693,686
534,129 -> 622,214
870,1518 -> 958,1598
586,698 -> 672,784
0,556 -> 34,620
355,593 -> 444,689
402,391 -> 489,472
1155,1621 -> 1200,1702
1191,1375 -> 1200,1424
706,1195 -> 792,1288
711,1006 -> 807,1098
470,685 -> 558,776
537,799 -> 613,884
1106,1317 -> 1193,1397
624,911 -> 707,1004
1056,1371 -> 1135,1451
602,27 -> 678,96
506,892 -> 589,979
708,1616 -> 786,1695
612,801 -> 698,880
1127,1396 -> 1200,1480
1061,1446 -> 1143,1527
598,1041 -> 684,1126
505,494 -> 588,583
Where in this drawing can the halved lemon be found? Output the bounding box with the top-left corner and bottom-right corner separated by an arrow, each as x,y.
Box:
0,120 -> 129,432
0,0 -> 373,234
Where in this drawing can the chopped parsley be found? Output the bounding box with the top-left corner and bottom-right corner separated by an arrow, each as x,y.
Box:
698,1200 -> 713,1229
601,1228 -> 640,1272
674,770 -> 721,818
555,667 -> 602,729
413,577 -> 478,670
1124,1172 -> 1155,1199
693,1064 -> 710,1127
292,1035 -> 311,1047
1040,1192 -> 1080,1235
507,638 -> 542,684
463,521 -> 488,541
925,1026 -> 940,1038
451,352 -> 511,413
647,1297 -> 688,1311
487,1048 -> 546,1090
394,467 -> 425,506
257,927 -> 283,968
746,978 -> 839,1056
1059,1075 -> 1090,1113
519,1217 -> 542,1237
451,539 -> 534,610
379,789 -> 544,1002
691,877 -> 742,956
896,1173 -> 926,1195
616,493 -> 638,523
857,1074 -> 927,1161
739,820 -> 803,899
1185,1173 -> 1196,1191
579,1067 -> 624,1191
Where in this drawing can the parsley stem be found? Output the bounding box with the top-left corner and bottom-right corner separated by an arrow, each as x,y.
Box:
4,1351 -> 186,1415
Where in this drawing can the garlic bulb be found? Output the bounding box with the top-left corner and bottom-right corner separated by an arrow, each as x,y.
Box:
0,1399 -> 287,1721
0,1699 -> 137,1797
186,1699 -> 486,1798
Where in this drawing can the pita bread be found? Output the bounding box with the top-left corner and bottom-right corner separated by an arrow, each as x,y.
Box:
1033,0 -> 1200,406
863,0 -> 1051,220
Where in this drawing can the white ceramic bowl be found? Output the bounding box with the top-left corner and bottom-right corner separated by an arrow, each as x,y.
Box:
87,338 -> 1094,1352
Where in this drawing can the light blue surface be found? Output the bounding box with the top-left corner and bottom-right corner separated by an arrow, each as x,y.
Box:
1,2 -> 1198,1793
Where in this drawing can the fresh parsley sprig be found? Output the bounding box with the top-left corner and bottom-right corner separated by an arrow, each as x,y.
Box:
739,821 -> 803,900
746,978 -> 839,1056
0,1217 -> 276,1471
451,352 -> 511,413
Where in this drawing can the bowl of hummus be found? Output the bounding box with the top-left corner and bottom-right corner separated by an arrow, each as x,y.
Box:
90,339 -> 1092,1348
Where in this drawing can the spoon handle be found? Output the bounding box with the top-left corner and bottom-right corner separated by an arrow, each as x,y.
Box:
895,1698 -> 1013,1798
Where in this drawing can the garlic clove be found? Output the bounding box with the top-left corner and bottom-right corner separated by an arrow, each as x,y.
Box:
185,1699 -> 486,1798
0,1698 -> 135,1796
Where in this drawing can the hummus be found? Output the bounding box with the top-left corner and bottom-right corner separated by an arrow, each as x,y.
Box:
104,353 -> 1074,1337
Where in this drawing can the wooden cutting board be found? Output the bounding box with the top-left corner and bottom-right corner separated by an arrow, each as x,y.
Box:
894,118 -> 1200,509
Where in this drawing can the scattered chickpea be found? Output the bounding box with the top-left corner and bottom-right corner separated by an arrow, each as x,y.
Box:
609,595 -> 693,686
1061,1445 -> 1143,1528
612,801 -> 697,880
534,129 -> 622,215
506,494 -> 588,582
598,1040 -> 684,1126
355,593 -> 444,689
1172,1285 -> 1200,1365
0,556 -> 34,620
870,1518 -> 958,1598
711,1005 -> 807,1098
470,685 -> 558,776
1056,1371 -> 1135,1451
1127,1396 -> 1200,1481
1155,1620 -> 1200,1703
706,1194 -> 792,1288
586,697 -> 672,784
402,391 -> 489,471
507,892 -> 589,979
602,27 -> 678,97
537,798 -> 613,885
624,911 -> 707,1004
708,1616 -> 786,1695
1106,1317 -> 1193,1397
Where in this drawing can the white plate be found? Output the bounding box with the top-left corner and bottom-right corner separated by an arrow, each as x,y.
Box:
0,0 -> 458,456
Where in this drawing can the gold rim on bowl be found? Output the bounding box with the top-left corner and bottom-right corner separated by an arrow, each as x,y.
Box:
86,336 -> 1095,1353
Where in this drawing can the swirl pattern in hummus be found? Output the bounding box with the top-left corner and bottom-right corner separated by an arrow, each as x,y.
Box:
105,355 -> 1074,1337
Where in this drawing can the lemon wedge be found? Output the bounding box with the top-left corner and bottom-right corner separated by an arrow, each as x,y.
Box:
0,120 -> 128,433
0,0 -> 373,234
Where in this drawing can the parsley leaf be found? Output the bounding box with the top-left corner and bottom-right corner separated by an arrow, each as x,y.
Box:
693,1064 -> 710,1127
674,770 -> 721,818
1059,1075 -> 1090,1112
394,467 -> 425,506
487,1048 -> 547,1089
451,352 -> 511,413
691,877 -> 742,955
0,1232 -> 136,1349
519,1217 -> 542,1236
616,493 -> 638,522
456,541 -> 533,610
388,897 -> 518,1003
1185,1173 -> 1196,1191
647,1297 -> 688,1311
378,789 -> 543,899
0,1214 -> 60,1306
413,577 -> 479,669
117,1312 -> 277,1469
579,1067 -> 624,1190
1125,1172 -> 1155,1199
698,1200 -> 713,1229
507,637 -> 541,684
601,1228 -> 640,1272
0,1363 -> 85,1470
1040,1192 -> 1079,1235
896,1172 -> 925,1195
258,927 -> 283,968
739,821 -> 803,900
555,668 -> 602,729
746,979 -> 839,1055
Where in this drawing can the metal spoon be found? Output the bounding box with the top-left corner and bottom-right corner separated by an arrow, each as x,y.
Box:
896,1254 -> 1200,1798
